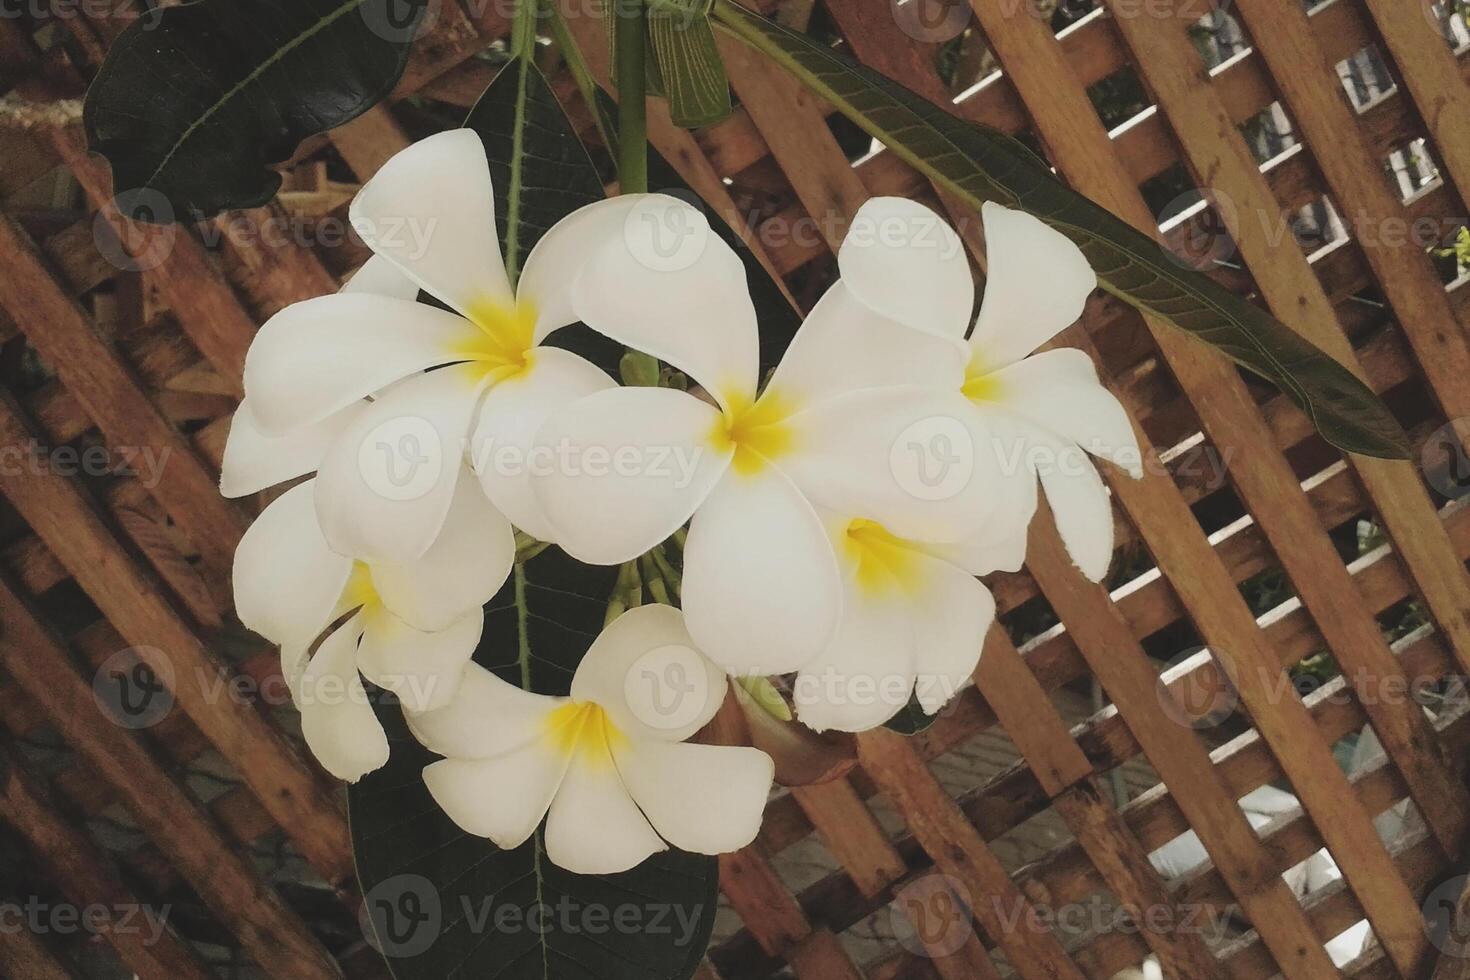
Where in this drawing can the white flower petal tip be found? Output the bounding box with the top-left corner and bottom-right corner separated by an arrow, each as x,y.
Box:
571,195 -> 759,405
232,481 -> 352,645
219,398 -> 362,499
349,129 -> 512,315
971,203 -> 1098,369
297,620 -> 390,783
411,607 -> 774,874
839,197 -> 974,338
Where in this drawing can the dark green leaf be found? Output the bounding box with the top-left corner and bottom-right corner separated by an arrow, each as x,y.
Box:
711,1 -> 1410,460
647,1 -> 732,128
85,0 -> 428,222
881,695 -> 939,736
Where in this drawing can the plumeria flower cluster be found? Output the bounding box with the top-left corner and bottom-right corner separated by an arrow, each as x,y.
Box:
223,130 -> 1141,874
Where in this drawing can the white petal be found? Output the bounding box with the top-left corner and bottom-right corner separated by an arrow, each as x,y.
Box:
984,348 -> 1144,479
517,196 -> 646,342
613,740 -> 772,854
909,555 -> 994,715
969,202 -> 1097,369
369,475 -> 513,631
296,616 -> 388,783
220,397 -> 363,498
243,294 -> 474,435
314,366 -> 485,564
764,282 -> 967,405
342,254 -> 422,300
681,467 -> 841,675
407,663 -> 566,759
355,605 -> 483,713
838,197 -> 974,337
544,737 -> 666,874
232,481 -> 352,644
471,348 -> 616,542
349,129 -> 513,316
793,583 -> 914,734
531,387 -> 732,564
1029,426 -> 1117,582
921,423 -> 1039,575
571,195 -> 759,406
782,387 -> 996,544
571,604 -> 728,743
423,741 -> 570,849
281,639 -> 311,707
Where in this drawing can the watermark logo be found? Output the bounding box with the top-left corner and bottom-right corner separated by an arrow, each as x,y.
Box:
1422,419 -> 1470,500
93,647 -> 176,730
891,415 -> 974,502
1425,875 -> 1470,958
360,0 -> 441,43
361,875 -> 443,959
358,415 -> 443,502
1156,646 -> 1238,730
891,0 -> 971,42
624,644 -> 713,732
94,189 -> 176,273
891,873 -> 974,959
623,194 -> 710,273
1161,188 -> 1239,271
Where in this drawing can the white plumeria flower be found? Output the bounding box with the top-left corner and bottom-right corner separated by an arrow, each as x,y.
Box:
530,197 -> 994,676
238,128 -> 653,562
831,197 -> 1145,580
791,508 -> 996,732
412,604 -> 774,875
231,475 -> 510,782
222,264 -> 512,782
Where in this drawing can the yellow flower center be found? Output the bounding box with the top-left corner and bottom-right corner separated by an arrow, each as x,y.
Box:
543,701 -> 627,768
453,295 -> 538,383
709,389 -> 798,475
961,352 -> 1004,403
335,560 -> 381,618
843,519 -> 925,596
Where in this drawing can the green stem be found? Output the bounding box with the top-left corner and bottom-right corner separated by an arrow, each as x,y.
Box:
512,0 -> 539,61
545,0 -> 617,154
613,0 -> 649,193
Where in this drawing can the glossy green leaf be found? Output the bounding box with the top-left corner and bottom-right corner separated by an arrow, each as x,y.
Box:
350,63 -> 719,980
647,0 -> 732,128
85,0 -> 427,222
711,1 -> 1409,460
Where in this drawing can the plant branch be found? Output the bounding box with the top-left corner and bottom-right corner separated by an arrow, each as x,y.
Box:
613,0 -> 649,193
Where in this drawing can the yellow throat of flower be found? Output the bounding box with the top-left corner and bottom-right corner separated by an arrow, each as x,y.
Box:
843,519 -> 925,596
709,390 -> 797,475
337,560 -> 381,618
544,701 -> 627,766
455,296 -> 538,383
961,352 -> 1003,403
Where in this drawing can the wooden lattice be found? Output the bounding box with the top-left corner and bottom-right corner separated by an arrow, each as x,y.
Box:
3,0 -> 1470,978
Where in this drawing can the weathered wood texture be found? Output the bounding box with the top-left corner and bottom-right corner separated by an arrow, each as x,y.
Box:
1,0 -> 1469,976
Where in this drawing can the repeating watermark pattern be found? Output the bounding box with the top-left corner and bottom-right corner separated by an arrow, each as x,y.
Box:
891,416 -> 976,502
0,898 -> 173,947
1422,419 -> 1470,500
0,439 -> 172,488
1425,875 -> 1470,958
624,644 -> 716,732
359,0 -> 441,43
94,189 -> 177,272
360,416 -> 445,503
623,192 -> 711,273
360,875 -> 708,959
92,647 -> 176,731
891,874 -> 975,958
1155,646 -> 1238,731
891,0 -> 971,43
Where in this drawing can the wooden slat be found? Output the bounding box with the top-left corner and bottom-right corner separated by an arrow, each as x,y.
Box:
0,575 -> 343,980
789,779 -> 907,899
858,729 -> 1088,980
962,3 -> 1439,973
1229,0 -> 1470,433
0,750 -> 215,980
1106,0 -> 1470,857
0,905 -> 79,980
0,210 -> 248,573
0,391 -> 353,886
1357,0 -> 1470,212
